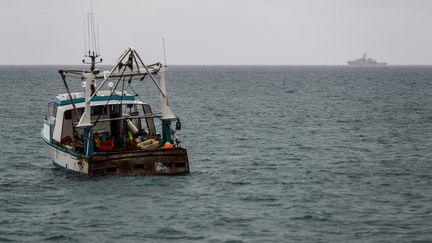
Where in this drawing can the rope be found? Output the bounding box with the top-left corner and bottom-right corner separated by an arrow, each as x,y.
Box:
119,76 -> 125,109
128,83 -> 145,103
92,65 -> 127,126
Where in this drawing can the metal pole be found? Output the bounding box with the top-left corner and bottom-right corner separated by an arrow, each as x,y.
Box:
59,70 -> 80,122
133,50 -> 166,97
89,48 -> 132,100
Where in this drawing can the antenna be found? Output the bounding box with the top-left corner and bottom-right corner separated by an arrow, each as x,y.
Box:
83,20 -> 87,56
162,38 -> 167,67
82,0 -> 102,71
97,22 -> 101,56
87,12 -> 91,55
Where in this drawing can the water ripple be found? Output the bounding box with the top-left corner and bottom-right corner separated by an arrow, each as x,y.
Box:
0,66 -> 432,242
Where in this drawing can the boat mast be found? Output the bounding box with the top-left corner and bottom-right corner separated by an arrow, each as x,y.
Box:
82,3 -> 102,72
77,2 -> 101,157
158,67 -> 175,120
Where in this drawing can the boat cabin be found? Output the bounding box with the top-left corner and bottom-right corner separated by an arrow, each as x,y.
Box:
44,91 -> 166,154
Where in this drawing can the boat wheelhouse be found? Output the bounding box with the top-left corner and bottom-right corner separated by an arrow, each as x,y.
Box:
41,47 -> 189,175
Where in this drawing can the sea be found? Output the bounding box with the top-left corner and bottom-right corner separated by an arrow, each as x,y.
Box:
0,65 -> 431,242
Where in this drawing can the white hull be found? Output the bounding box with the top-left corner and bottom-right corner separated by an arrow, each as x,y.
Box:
42,128 -> 89,174
42,129 -> 189,176
48,145 -> 89,174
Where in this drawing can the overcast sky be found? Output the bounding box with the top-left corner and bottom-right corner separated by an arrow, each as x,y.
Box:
1,0 -> 431,65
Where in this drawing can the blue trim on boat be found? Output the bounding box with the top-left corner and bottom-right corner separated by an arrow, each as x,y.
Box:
52,160 -> 84,175
40,130 -> 83,157
53,95 -> 135,106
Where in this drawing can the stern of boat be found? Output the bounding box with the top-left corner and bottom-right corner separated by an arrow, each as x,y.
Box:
89,148 -> 189,176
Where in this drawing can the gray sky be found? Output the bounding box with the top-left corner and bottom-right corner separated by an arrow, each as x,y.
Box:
1,0 -> 431,65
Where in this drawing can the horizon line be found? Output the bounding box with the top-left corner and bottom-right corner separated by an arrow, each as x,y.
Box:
0,63 -> 431,67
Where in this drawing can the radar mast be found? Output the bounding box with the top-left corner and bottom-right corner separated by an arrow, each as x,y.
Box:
83,0 -> 102,71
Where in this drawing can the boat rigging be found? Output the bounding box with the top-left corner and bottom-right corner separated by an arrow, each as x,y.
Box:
41,5 -> 189,175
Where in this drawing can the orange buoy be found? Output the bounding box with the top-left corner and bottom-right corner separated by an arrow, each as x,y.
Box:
163,142 -> 174,149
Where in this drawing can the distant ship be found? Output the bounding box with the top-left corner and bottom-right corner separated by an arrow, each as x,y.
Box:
347,53 -> 387,66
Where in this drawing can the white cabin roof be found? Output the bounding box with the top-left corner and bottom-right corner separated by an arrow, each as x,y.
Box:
53,90 -> 140,107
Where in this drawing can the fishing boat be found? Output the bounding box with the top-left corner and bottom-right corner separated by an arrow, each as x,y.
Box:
40,47 -> 189,175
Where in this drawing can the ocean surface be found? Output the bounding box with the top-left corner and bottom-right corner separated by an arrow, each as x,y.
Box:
0,65 -> 431,242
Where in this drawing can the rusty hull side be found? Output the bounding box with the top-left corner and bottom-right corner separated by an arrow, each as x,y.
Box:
89,148 -> 189,176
